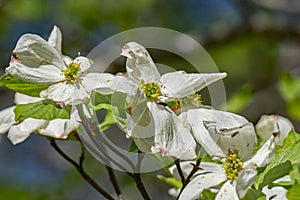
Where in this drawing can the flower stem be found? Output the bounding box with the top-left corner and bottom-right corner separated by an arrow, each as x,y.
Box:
49,139 -> 115,200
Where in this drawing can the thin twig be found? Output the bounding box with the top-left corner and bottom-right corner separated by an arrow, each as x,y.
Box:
105,166 -> 123,200
185,159 -> 201,184
79,141 -> 85,168
133,172 -> 151,200
80,111 -> 136,171
77,104 -> 149,199
176,158 -> 201,200
77,113 -> 124,199
49,139 -> 115,200
124,152 -> 151,200
79,139 -> 123,199
174,159 -> 185,183
133,151 -> 151,200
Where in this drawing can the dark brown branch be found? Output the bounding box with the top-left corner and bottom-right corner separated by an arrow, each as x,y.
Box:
105,166 -> 123,200
50,139 -> 115,200
125,152 -> 151,200
185,159 -> 201,184
79,139 -> 123,199
135,151 -> 151,200
79,141 -> 85,168
77,104 -> 150,199
133,173 -> 151,200
174,159 -> 185,183
176,158 -> 201,200
79,111 -> 136,171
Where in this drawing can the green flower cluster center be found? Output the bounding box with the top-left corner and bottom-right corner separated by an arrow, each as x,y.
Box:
140,82 -> 161,99
167,99 -> 181,112
222,150 -> 243,180
62,62 -> 81,83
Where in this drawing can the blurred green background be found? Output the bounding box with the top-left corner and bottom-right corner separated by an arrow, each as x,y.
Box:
0,0 -> 300,199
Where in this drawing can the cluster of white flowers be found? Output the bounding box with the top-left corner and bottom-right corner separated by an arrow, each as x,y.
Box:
0,26 -> 296,200
0,26 -> 113,144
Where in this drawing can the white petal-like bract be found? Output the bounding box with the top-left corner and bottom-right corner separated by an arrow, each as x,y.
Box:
47,25 -> 62,53
74,56 -> 92,72
187,108 -> 257,160
0,106 -> 15,134
7,62 -> 64,84
236,167 -> 258,198
161,71 -> 227,99
215,180 -> 239,200
110,76 -> 139,97
256,115 -> 294,145
82,73 -> 114,94
14,92 -> 42,104
148,102 -> 196,160
244,134 -> 276,168
39,118 -> 79,139
179,169 -> 227,200
8,118 -> 46,144
40,81 -> 89,105
9,34 -> 65,68
122,42 -> 161,83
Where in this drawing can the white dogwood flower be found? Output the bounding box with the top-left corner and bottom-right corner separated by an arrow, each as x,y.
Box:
6,26 -> 113,105
173,134 -> 276,199
256,115 -> 294,145
111,42 -> 227,160
121,42 -> 227,102
0,93 -> 80,144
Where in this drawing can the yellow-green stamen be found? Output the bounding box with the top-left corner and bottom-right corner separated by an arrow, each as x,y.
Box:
193,92 -> 202,102
222,150 -> 243,181
140,82 -> 161,99
62,62 -> 81,83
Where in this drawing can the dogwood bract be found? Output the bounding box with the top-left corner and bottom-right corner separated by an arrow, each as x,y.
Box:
256,114 -> 294,145
111,42 -> 227,160
5,26 -> 114,105
185,108 -> 257,160
174,134 -> 277,199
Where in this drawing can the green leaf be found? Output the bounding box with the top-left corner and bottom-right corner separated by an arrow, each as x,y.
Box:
129,139 -> 138,152
90,91 -> 112,110
279,73 -> 300,102
14,100 -> 70,121
225,84 -> 253,112
92,91 -> 127,131
256,161 -> 292,190
287,183 -> 300,200
98,109 -> 117,131
255,131 -> 300,190
290,165 -> 300,185
0,73 -> 49,97
200,189 -> 217,200
279,73 -> 300,120
282,130 -> 300,146
110,92 -> 128,129
241,188 -> 264,200
157,175 -> 182,189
